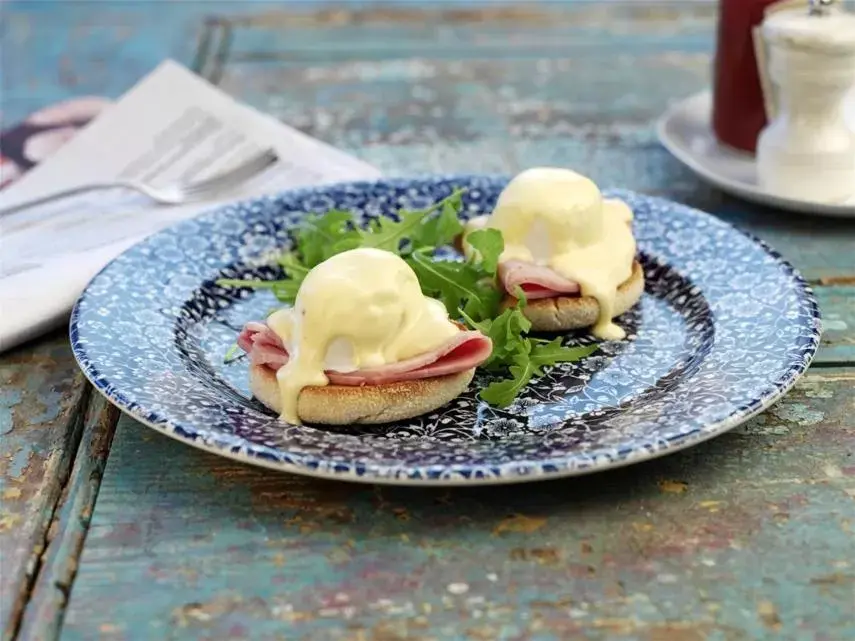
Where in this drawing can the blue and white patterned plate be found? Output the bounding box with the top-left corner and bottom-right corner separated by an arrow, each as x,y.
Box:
70,176 -> 821,485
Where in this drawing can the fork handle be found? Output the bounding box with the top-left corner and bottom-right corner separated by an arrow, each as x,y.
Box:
0,182 -> 135,217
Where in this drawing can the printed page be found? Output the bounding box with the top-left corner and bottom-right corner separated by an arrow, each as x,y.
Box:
0,60 -> 381,351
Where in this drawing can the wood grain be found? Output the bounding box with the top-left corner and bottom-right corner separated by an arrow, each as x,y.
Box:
0,334 -> 87,640
1,1 -> 853,639
61,370 -> 855,640
15,394 -> 119,641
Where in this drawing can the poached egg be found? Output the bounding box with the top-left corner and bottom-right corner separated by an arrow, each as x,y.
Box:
467,167 -> 636,340
265,247 -> 461,424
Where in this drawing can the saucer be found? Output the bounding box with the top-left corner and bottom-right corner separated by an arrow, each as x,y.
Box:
656,91 -> 855,218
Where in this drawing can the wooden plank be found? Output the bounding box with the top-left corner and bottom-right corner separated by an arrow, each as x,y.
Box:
0,0 -> 215,124
61,369 -> 855,640
15,395 -> 119,641
2,2 -> 853,638
0,0 -> 716,123
0,334 -> 88,640
815,287 -> 855,366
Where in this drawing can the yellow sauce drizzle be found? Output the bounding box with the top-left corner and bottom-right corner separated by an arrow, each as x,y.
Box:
467,167 -> 636,340
267,248 -> 460,424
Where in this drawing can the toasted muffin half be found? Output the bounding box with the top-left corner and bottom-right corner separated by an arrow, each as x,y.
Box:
250,364 -> 475,425
501,260 -> 644,332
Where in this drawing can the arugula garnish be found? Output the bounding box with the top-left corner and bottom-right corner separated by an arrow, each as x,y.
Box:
216,188 -> 598,407
460,287 -> 598,406
464,227 -> 504,274
292,209 -> 362,269
224,342 -> 243,364
362,189 -> 464,253
218,189 -> 466,305
409,191 -> 466,251
408,248 -> 501,321
460,301 -> 532,371
481,339 -> 598,407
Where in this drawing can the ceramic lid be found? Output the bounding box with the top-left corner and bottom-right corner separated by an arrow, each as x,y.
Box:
763,8 -> 855,53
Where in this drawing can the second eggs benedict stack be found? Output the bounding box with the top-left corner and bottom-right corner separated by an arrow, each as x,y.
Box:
465,167 -> 643,340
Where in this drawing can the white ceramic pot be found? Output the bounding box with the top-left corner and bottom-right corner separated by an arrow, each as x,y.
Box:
756,8 -> 855,204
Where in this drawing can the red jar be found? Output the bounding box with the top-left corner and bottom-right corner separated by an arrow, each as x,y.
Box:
712,0 -> 784,154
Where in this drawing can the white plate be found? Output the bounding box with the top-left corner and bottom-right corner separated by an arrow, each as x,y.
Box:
656,91 -> 855,218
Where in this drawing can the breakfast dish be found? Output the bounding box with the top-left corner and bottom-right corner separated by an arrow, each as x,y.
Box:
70,175 -> 820,485
223,172 -> 602,416
236,248 -> 492,425
463,167 -> 644,339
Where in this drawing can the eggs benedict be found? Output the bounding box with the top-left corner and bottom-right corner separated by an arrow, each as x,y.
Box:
236,247 -> 492,425
464,167 -> 643,340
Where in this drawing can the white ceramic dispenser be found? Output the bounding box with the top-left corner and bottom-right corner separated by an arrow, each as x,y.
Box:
756,0 -> 855,204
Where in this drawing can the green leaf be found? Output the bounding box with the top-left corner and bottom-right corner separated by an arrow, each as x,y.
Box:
296,209 -> 360,267
216,278 -> 281,290
529,339 -> 599,375
464,228 -> 504,275
458,308 -> 491,335
359,188 -> 466,255
276,252 -> 310,277
479,340 -> 597,408
474,302 -> 599,407
460,285 -> 503,324
271,280 -> 302,305
215,277 -> 301,305
271,252 -> 311,302
476,304 -> 532,370
480,354 -> 535,407
328,234 -> 364,256
408,248 -> 495,319
410,193 -> 465,250
359,209 -> 428,253
407,241 -> 503,323
223,342 -> 243,364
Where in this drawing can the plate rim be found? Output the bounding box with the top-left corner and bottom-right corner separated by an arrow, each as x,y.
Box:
75,354 -> 816,487
69,175 -> 822,486
656,90 -> 855,219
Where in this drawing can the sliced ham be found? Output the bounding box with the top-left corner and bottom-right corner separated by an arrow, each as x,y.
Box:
237,321 -> 269,353
498,260 -> 581,300
237,323 -> 492,386
239,326 -> 290,370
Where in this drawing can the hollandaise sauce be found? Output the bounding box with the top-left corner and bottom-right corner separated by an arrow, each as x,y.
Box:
266,248 -> 460,424
469,167 -> 636,340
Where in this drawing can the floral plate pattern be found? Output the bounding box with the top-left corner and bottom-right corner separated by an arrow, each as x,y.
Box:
70,176 -> 821,485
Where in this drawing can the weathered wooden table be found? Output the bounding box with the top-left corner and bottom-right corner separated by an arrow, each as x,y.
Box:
3,3 -> 854,640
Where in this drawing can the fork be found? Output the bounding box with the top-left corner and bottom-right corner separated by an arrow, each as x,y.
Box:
0,148 -> 279,216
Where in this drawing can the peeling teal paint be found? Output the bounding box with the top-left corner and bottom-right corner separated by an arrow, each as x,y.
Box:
3,2 -> 855,639
771,403 -> 826,427
0,389 -> 22,436
29,387 -> 65,425
8,447 -> 33,479
824,319 -> 848,331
